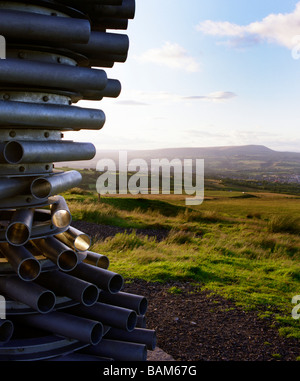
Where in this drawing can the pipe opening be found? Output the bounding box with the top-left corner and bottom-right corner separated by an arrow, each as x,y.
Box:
82,284 -> 99,307
31,178 -> 51,199
74,234 -> 91,252
37,290 -> 56,314
126,310 -> 137,332
84,252 -> 110,269
90,322 -> 103,345
58,250 -> 78,272
138,297 -> 148,316
52,209 -> 71,229
18,258 -> 41,281
0,320 -> 14,343
6,222 -> 30,246
108,274 -> 124,294
151,331 -> 157,351
97,255 -> 109,269
4,141 -> 24,164
141,345 -> 148,361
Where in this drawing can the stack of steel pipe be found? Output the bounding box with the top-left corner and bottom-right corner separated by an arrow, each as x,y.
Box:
0,0 -> 156,361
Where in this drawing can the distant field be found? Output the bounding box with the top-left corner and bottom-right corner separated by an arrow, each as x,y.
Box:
63,183 -> 300,340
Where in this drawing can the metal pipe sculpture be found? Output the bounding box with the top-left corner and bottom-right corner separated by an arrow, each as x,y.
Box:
0,0 -> 156,361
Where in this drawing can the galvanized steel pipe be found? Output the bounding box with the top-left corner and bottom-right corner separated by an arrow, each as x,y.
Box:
31,171 -> 82,199
0,9 -> 91,44
5,208 -> 35,246
0,101 -> 106,131
17,311 -> 103,345
0,243 -> 41,281
50,196 -> 72,229
3,141 -> 96,164
0,0 -> 157,363
0,276 -> 56,314
55,226 -> 91,252
31,237 -> 78,272
36,269 -> 99,307
84,251 -> 110,269
69,262 -> 124,293
105,327 -> 156,350
98,290 -> 148,316
66,302 -> 137,332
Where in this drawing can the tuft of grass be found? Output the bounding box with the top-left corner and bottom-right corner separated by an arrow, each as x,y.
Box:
268,215 -> 300,235
180,209 -> 228,224
68,187 -> 92,195
165,229 -> 196,245
271,353 -> 282,360
99,231 -> 156,252
168,286 -> 183,294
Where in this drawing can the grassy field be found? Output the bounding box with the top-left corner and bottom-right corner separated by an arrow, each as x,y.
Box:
62,185 -> 300,340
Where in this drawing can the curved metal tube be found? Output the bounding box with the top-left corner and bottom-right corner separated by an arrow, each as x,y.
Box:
0,242 -> 41,281
50,196 -> 72,229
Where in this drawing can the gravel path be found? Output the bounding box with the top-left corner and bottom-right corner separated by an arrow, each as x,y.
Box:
125,280 -> 300,362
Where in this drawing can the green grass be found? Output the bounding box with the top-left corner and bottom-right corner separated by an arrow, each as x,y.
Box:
64,189 -> 300,340
268,215 -> 300,234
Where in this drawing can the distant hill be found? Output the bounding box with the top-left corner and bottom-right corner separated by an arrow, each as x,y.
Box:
56,144 -> 300,179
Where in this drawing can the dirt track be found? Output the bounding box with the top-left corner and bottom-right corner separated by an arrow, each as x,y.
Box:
125,280 -> 300,361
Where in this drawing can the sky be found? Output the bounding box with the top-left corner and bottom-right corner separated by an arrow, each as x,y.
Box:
65,0 -> 300,153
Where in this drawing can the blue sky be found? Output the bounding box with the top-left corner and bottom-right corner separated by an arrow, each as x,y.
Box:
66,0 -> 300,152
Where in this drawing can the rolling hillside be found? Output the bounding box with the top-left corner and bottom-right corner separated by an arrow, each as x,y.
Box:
57,144 -> 300,180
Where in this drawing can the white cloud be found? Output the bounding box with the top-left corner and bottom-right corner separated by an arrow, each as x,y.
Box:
116,100 -> 149,106
116,90 -> 237,105
137,41 -> 200,72
196,2 -> 300,49
184,91 -> 237,102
